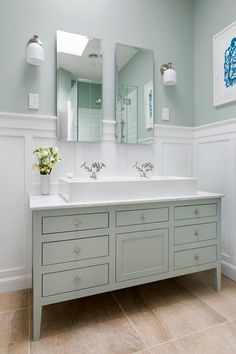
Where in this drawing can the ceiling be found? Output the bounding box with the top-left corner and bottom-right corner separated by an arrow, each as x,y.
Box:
57,37 -> 102,82
116,44 -> 139,71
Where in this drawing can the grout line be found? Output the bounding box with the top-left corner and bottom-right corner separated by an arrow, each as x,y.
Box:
111,291 -> 151,354
148,317 -> 235,351
176,277 -> 231,321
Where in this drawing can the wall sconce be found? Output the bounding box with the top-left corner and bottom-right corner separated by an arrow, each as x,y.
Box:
26,35 -> 44,65
160,62 -> 177,86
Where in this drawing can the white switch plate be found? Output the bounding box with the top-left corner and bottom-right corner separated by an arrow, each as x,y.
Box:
162,107 -> 170,121
28,93 -> 39,110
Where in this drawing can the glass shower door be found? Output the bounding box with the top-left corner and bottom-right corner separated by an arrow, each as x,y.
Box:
116,85 -> 138,143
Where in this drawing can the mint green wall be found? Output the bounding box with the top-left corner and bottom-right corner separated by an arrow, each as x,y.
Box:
194,0 -> 236,126
0,0 -> 194,126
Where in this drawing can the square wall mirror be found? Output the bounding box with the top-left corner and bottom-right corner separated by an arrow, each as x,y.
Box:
57,30 -> 103,142
116,43 -> 154,144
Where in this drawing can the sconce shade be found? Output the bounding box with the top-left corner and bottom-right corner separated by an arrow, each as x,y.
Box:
163,68 -> 177,86
26,35 -> 44,65
160,63 -> 177,86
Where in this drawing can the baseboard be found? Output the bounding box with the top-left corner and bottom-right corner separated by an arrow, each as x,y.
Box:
0,274 -> 32,293
221,261 -> 236,282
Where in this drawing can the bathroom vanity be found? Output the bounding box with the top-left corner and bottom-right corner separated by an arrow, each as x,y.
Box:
30,185 -> 222,340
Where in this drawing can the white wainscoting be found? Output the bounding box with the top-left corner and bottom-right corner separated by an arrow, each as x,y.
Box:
5,111 -> 236,292
193,118 -> 236,281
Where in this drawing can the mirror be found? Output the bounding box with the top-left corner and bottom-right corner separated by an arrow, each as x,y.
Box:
57,31 -> 103,142
116,43 -> 154,144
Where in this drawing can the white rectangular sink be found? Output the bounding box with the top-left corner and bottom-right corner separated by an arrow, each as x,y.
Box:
59,176 -> 197,203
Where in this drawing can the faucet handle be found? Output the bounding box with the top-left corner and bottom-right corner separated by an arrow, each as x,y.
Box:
143,162 -> 154,171
132,162 -> 139,169
81,161 -> 87,168
92,162 -> 106,171
133,162 -> 154,177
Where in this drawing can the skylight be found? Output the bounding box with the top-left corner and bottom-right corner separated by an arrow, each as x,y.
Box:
57,30 -> 89,56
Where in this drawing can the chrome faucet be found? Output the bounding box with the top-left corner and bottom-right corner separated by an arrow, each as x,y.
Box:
81,162 -> 106,179
133,162 -> 154,177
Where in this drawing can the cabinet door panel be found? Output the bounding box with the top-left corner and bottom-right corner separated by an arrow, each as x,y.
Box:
116,229 -> 168,281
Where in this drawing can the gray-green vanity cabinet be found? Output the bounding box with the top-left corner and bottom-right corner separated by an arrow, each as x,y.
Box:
32,198 -> 221,340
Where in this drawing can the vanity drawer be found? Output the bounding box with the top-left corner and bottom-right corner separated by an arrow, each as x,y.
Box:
42,212 -> 109,234
174,204 -> 217,221
174,222 -> 217,245
116,207 -> 169,227
42,235 -> 109,265
174,245 -> 217,270
42,264 -> 109,297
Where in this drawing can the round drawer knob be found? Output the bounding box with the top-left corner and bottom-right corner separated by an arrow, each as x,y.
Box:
194,231 -> 199,236
141,213 -> 146,222
74,217 -> 82,228
73,246 -> 81,255
194,209 -> 199,216
194,254 -> 199,261
73,275 -> 81,284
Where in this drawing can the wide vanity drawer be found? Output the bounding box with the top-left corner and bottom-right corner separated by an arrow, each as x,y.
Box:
42,264 -> 109,297
174,204 -> 217,221
42,236 -> 109,265
174,245 -> 217,270
116,229 -> 168,281
42,212 -> 109,234
116,207 -> 169,227
174,222 -> 217,245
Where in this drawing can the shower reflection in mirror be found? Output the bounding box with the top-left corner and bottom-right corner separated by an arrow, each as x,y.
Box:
57,30 -> 103,142
116,43 -> 154,144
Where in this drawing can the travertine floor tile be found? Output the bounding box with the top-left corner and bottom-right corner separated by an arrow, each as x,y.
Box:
179,270 -> 236,320
30,292 -> 144,354
0,290 -> 29,312
114,279 -> 226,346
0,309 -> 29,354
28,289 -> 32,308
113,287 -> 171,347
150,320 -> 236,354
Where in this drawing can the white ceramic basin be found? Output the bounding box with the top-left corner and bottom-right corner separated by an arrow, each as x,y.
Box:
59,176 -> 198,203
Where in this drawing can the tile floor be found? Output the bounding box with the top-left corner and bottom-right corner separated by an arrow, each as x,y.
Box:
1,270 -> 236,354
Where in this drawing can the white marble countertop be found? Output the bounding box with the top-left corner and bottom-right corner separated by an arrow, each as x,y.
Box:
29,191 -> 224,211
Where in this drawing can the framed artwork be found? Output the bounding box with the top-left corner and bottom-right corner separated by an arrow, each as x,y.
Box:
213,21 -> 236,106
144,81 -> 154,130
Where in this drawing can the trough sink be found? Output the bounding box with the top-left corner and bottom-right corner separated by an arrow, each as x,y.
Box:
59,176 -> 197,203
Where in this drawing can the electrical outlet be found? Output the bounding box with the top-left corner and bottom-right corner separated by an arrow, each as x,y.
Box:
28,93 -> 39,110
162,107 -> 170,121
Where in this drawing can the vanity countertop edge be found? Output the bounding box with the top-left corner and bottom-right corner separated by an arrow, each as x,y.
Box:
29,191 -> 224,211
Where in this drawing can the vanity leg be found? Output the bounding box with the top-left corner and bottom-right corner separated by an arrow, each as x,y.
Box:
214,266 -> 221,292
33,304 -> 42,341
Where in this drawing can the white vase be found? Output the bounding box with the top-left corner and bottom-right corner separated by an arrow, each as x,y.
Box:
40,175 -> 50,195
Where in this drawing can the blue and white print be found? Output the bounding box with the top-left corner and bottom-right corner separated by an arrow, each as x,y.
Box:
224,37 -> 236,88
148,89 -> 153,118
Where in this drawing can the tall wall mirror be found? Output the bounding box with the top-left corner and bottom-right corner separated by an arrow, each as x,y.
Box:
116,43 -> 154,144
57,30 -> 103,142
